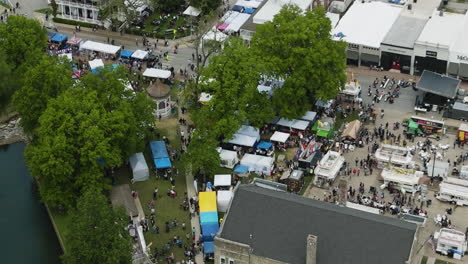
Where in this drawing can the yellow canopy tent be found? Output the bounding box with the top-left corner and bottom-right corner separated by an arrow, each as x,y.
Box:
199,191 -> 217,212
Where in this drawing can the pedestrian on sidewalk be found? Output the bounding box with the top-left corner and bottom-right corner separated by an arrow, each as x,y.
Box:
136,38 -> 138,46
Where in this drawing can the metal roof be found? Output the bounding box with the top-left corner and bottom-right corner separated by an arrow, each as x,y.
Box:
416,70 -> 460,99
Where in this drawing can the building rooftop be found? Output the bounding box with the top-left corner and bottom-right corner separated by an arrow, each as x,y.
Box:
415,9 -> 465,49
253,0 -> 312,24
382,15 -> 428,49
332,1 -> 402,48
449,13 -> 468,63
219,184 -> 417,264
416,70 -> 460,99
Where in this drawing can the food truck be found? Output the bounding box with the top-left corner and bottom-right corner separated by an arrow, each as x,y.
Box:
313,151 -> 345,188
458,123 -> 468,143
406,116 -> 444,138
433,228 -> 467,260
436,177 -> 468,206
380,167 -> 424,193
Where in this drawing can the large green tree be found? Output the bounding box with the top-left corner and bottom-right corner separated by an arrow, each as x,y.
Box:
13,55 -> 73,134
190,0 -> 221,13
251,6 -> 347,119
0,51 -> 16,112
62,188 -> 132,264
195,38 -> 274,139
26,68 -> 155,209
152,0 -> 185,13
0,16 -> 47,70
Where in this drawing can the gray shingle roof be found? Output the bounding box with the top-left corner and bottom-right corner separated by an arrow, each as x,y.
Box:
416,70 -> 460,99
219,184 -> 417,264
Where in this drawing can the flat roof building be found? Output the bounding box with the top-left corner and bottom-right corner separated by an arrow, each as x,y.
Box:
332,1 -> 402,67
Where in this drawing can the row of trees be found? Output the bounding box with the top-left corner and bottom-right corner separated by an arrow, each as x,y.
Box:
185,6 -> 347,178
1,16 -> 155,263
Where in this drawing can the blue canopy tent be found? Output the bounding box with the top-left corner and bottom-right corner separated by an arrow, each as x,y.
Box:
243,8 -> 256,14
47,32 -> 56,40
234,164 -> 249,174
51,33 -> 68,43
200,211 -> 218,225
204,241 -> 214,254
120,50 -> 134,58
154,157 -> 171,169
201,223 -> 219,241
150,141 -> 172,169
257,141 -> 273,150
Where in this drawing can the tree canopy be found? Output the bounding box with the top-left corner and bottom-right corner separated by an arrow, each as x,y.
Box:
152,0 -> 185,13
13,55 -> 73,134
251,6 -> 347,119
0,16 -> 47,71
26,68 -> 155,209
190,0 -> 221,13
62,188 -> 132,264
0,51 -> 16,112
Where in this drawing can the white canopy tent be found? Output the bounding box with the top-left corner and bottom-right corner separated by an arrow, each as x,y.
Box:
183,6 -> 201,16
58,53 -> 73,61
143,68 -> 172,79
220,11 -> 239,24
199,92 -> 213,104
80,40 -> 121,54
203,27 -> 229,42
236,125 -> 260,140
240,154 -> 274,175
214,174 -> 232,187
219,149 -> 238,169
301,111 -> 317,122
270,131 -> 290,143
276,118 -> 310,130
131,49 -> 149,60
225,13 -> 251,33
228,133 -> 258,147
217,190 -> 233,212
88,58 -> 104,70
129,152 -> 149,181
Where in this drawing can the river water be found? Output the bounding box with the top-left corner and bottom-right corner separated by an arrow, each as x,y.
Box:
0,143 -> 62,263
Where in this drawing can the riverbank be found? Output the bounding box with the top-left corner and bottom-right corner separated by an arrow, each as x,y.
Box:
0,116 -> 28,146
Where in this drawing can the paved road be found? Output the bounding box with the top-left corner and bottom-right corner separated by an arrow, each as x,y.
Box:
16,0 -> 49,16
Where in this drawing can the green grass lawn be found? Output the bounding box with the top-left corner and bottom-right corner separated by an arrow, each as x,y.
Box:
114,115 -> 193,262
299,175 -> 313,195
139,11 -> 191,39
50,209 -> 72,253
420,256 -> 428,264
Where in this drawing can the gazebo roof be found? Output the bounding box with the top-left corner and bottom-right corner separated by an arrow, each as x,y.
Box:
146,81 -> 170,98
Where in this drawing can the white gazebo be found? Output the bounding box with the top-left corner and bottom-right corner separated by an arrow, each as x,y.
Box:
146,81 -> 172,117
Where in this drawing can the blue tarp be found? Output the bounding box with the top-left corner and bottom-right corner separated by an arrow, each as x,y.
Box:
201,223 -> 219,241
257,141 -> 272,150
234,164 -> 249,174
150,141 -> 169,159
243,8 -> 256,14
47,32 -> 56,39
120,50 -> 134,58
154,157 -> 171,169
51,33 -> 68,43
200,211 -> 218,225
204,241 -> 214,254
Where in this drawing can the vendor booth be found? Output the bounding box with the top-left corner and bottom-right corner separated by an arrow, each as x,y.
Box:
312,117 -> 335,138
375,144 -> 413,169
149,141 -> 172,169
228,125 -> 260,147
279,170 -> 304,193
233,164 -> 249,175
214,174 -> 232,188
129,152 -> 149,182
66,36 -> 82,46
256,141 -> 274,156
341,120 -> 361,140
275,118 -> 310,131
143,68 -> 172,79
380,168 -> 424,193
120,49 -> 134,58
80,40 -> 121,55
426,159 -> 449,179
217,190 -> 233,212
338,81 -> 361,101
199,191 -> 217,212
201,223 -> 219,241
51,33 -> 68,48
219,149 -> 238,169
313,151 -> 345,188
88,58 -> 104,73
458,123 -> 468,143
131,49 -> 149,60
407,116 -> 444,138
298,140 -> 322,170
200,211 -> 218,224
270,131 -> 290,143
240,154 -> 274,175
301,111 -> 317,123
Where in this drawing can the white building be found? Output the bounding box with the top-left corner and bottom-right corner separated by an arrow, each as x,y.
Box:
56,0 -> 101,24
448,13 -> 468,79
239,0 -> 312,43
414,9 -> 465,75
332,1 -> 402,67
